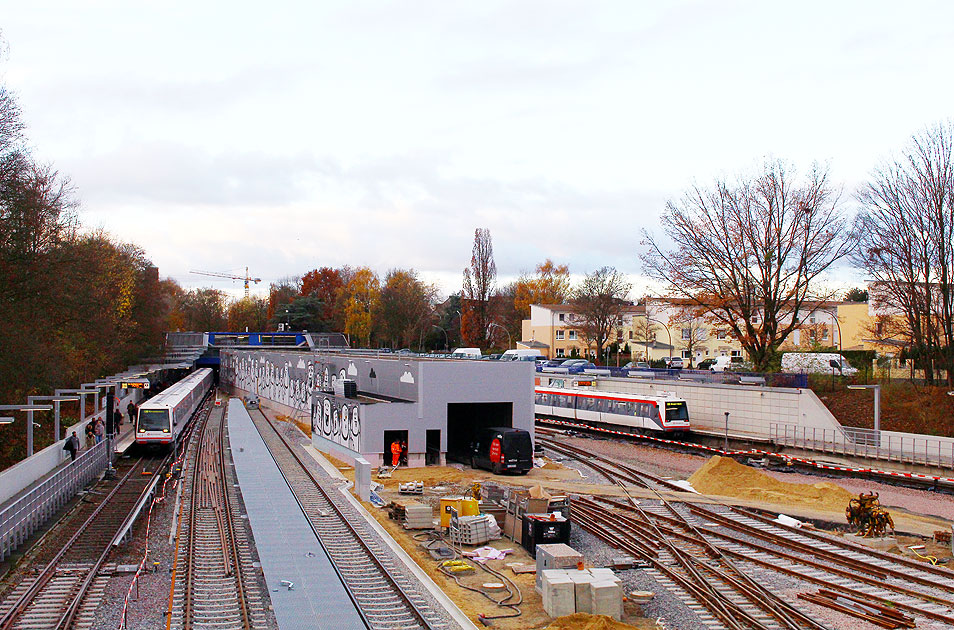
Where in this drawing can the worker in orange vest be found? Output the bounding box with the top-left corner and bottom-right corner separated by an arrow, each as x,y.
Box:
390,440 -> 402,466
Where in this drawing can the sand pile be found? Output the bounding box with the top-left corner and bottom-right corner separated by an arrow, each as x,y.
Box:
688,456 -> 854,511
546,613 -> 642,630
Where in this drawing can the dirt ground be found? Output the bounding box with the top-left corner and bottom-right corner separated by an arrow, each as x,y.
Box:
317,452 -> 652,629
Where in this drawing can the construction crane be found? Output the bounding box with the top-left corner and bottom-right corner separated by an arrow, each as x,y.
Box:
191,267 -> 262,298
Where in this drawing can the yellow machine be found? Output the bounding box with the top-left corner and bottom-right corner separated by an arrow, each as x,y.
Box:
846,492 -> 895,538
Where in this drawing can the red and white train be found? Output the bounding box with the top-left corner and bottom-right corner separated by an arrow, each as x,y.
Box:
135,368 -> 214,448
534,384 -> 690,433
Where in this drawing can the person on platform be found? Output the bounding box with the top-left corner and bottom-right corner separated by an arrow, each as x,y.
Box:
390,440 -> 402,467
84,421 -> 95,443
113,408 -> 123,433
126,401 -> 137,425
63,431 -> 79,461
94,418 -> 104,444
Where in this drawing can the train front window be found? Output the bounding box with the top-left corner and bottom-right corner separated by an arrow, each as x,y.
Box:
139,409 -> 169,431
665,401 -> 688,423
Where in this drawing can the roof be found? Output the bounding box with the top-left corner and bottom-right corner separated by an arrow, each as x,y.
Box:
517,340 -> 550,349
532,304 -> 644,314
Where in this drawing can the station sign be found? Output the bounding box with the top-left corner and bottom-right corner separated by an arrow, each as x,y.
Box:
120,380 -> 150,390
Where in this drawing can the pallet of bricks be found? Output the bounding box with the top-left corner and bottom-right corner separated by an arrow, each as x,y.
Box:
448,508 -> 499,546
500,486 -> 569,545
387,500 -> 434,529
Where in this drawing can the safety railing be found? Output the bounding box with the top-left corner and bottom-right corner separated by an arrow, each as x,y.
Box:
0,438 -> 109,561
770,423 -> 954,471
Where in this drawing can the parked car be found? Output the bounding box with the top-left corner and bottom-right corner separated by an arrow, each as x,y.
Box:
665,357 -> 685,369
544,358 -> 573,368
470,427 -> 533,475
451,347 -> 482,359
623,361 -> 651,370
501,349 -> 547,361
566,361 -> 597,373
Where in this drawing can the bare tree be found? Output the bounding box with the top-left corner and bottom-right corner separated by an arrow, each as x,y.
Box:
632,316 -> 658,360
461,228 -> 496,347
854,122 -> 954,384
669,306 -> 708,368
642,160 -> 855,371
573,267 -> 632,364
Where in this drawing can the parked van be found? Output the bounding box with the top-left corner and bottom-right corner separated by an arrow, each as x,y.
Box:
451,347 -> 482,359
500,349 -> 547,362
709,356 -> 733,372
470,427 -> 533,475
781,352 -> 858,376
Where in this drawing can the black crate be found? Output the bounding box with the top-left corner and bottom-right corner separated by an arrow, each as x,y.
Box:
521,515 -> 571,557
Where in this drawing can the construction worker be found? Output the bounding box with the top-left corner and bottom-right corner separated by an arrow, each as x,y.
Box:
390,440 -> 402,467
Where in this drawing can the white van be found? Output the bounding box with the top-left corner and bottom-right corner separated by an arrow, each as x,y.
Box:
451,347 -> 482,359
500,349 -> 546,362
781,352 -> 858,376
709,356 -> 733,372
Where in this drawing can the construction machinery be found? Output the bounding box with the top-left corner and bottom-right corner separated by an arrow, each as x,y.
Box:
191,267 -> 261,298
846,492 -> 895,538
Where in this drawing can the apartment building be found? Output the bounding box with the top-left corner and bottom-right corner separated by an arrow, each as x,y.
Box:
519,304 -> 643,359
627,298 -> 743,365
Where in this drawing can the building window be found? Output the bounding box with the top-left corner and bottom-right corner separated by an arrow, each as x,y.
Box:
556,348 -> 565,358
809,315 -> 816,324
568,331 -> 577,340
716,329 -> 727,340
559,313 -> 565,322
731,350 -> 742,357
751,315 -> 760,324
822,328 -> 829,340
681,350 -> 691,359
556,330 -> 565,340
628,331 -> 634,340
681,328 -> 691,340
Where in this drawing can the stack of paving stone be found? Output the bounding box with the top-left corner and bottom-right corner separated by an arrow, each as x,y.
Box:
402,502 -> 434,529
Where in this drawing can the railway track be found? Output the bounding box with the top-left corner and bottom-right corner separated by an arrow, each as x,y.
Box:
538,429 -> 954,630
248,407 -> 449,630
0,453 -> 171,630
167,400 -> 267,630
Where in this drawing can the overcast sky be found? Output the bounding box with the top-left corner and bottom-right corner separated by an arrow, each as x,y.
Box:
3,1 -> 953,299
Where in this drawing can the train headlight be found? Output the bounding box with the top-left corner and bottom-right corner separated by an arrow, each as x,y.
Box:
139,429 -> 145,433
162,429 -> 169,433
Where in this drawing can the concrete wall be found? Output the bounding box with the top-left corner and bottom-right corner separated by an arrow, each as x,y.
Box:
538,374 -> 844,440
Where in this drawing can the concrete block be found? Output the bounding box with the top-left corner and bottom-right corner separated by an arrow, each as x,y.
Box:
570,571 -> 594,614
354,457 -> 371,502
542,575 -> 575,618
590,579 -> 623,620
535,544 -> 583,592
589,567 -> 621,583
846,534 -> 898,551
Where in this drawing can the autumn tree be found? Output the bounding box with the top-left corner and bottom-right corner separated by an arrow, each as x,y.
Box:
642,160 -> 855,371
374,269 -> 437,349
300,266 -> 345,331
342,267 -> 379,347
177,288 -> 228,331
572,267 -> 632,364
461,228 -> 496,347
844,287 -> 868,302
227,296 -> 269,332
266,276 -> 300,327
854,122 -> 954,384
513,259 -> 571,318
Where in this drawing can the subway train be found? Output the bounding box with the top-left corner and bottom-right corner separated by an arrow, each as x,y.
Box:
135,368 -> 214,449
534,385 -> 690,433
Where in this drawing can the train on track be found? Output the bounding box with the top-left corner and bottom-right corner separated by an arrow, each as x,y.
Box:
534,384 -> 690,434
135,368 -> 214,449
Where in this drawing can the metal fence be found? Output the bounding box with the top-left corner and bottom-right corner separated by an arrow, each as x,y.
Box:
770,423 -> 954,471
0,439 -> 109,561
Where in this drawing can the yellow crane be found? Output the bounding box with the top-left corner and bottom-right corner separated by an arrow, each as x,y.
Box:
191,267 -> 262,298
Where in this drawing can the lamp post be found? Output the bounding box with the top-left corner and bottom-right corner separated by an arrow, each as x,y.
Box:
28,395 -> 81,442
724,411 -> 730,452
489,322 -> 512,350
433,324 -> 448,352
0,404 -> 54,456
847,384 -> 881,434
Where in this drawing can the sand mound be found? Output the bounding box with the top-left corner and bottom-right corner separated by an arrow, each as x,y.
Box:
546,613 -> 641,630
688,456 -> 854,512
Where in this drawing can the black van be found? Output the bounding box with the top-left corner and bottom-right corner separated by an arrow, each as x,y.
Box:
470,427 -> 533,475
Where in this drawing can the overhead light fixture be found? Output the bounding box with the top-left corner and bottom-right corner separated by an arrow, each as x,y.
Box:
0,417 -> 14,425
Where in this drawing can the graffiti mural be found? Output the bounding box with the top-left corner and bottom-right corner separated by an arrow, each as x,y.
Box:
221,350 -> 362,453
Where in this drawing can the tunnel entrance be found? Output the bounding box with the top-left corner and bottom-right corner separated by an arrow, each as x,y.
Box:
446,402 -> 513,463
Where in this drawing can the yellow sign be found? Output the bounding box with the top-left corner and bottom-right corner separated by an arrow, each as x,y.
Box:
121,381 -> 149,390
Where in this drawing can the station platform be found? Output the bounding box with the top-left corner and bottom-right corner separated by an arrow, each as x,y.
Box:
227,399 -> 367,629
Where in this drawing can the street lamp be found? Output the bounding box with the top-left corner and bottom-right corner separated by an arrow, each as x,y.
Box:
645,316 -> 672,363
0,417 -> 14,425
847,384 -> 881,433
489,322 -> 512,350
0,404 -> 54,456
28,395 -> 82,442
